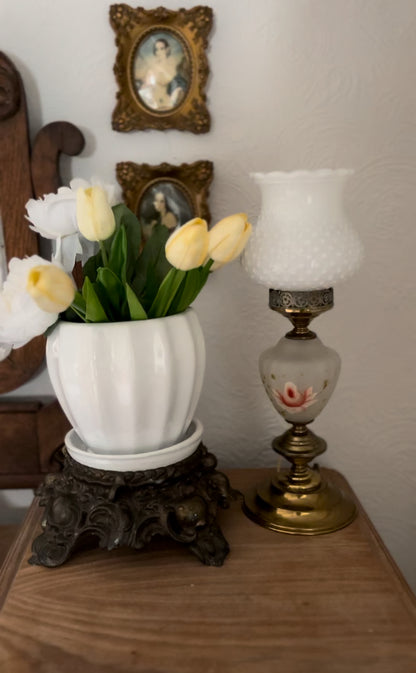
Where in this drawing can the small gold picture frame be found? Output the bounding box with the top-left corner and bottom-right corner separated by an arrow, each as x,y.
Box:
116,160 -> 214,241
110,5 -> 213,133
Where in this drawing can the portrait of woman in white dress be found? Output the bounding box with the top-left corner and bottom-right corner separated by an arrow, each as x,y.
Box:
133,31 -> 190,112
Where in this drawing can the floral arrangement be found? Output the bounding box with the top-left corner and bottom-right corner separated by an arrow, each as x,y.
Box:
0,179 -> 252,351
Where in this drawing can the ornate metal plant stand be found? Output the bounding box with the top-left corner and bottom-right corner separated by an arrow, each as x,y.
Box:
29,444 -> 238,568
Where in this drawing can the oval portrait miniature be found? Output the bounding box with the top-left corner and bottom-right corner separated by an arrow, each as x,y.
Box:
138,180 -> 194,242
133,30 -> 191,113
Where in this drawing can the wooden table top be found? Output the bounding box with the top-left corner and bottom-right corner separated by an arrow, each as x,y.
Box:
0,468 -> 415,673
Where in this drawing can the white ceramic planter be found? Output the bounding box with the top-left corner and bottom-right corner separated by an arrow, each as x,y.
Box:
46,308 -> 205,454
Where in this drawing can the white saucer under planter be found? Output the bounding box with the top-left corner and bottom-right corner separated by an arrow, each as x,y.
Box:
65,419 -> 203,472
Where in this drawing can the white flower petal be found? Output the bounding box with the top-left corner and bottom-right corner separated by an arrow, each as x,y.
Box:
0,256 -> 59,349
0,344 -> 11,361
69,177 -> 90,191
26,189 -> 78,239
54,234 -> 83,273
78,237 -> 98,265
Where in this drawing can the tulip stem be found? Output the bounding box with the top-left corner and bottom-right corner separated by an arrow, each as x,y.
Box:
100,242 -> 109,268
69,304 -> 88,323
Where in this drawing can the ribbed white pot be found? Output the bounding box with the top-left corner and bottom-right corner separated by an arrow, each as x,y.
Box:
46,308 -> 205,454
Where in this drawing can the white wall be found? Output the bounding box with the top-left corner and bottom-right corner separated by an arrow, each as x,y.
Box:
1,0 -> 416,592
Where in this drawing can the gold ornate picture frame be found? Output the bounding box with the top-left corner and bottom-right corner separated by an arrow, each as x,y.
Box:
110,5 -> 213,133
116,160 -> 213,241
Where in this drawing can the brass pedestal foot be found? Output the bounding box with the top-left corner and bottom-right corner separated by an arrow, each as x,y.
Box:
243,465 -> 357,535
243,426 -> 357,535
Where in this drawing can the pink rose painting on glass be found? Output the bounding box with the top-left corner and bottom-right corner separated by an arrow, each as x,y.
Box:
272,382 -> 317,413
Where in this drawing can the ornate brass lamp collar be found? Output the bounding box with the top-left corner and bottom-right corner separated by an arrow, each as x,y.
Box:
269,288 -> 334,339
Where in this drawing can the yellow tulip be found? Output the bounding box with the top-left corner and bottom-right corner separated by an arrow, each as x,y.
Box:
207,213 -> 252,268
165,218 -> 209,271
27,264 -> 75,313
76,186 -> 116,242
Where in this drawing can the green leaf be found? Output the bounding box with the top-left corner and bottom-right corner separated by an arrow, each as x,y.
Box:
108,225 -> 127,283
62,291 -> 87,322
83,251 -> 103,283
96,267 -> 128,320
125,283 -> 148,320
112,203 -> 142,281
82,277 -> 109,322
148,268 -> 186,318
113,204 -> 142,246
131,224 -> 171,309
166,266 -> 209,315
72,291 -> 87,315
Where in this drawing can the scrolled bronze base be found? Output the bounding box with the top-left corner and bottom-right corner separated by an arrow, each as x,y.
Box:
29,444 -> 238,568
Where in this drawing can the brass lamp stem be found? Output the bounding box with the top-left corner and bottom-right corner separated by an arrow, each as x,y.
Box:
286,317 -> 316,339
272,423 -> 325,493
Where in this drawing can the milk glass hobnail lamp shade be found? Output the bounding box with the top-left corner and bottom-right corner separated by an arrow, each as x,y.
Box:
242,169 -> 363,290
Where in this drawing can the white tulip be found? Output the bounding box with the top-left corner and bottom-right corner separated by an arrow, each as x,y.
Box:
26,264 -> 75,314
69,177 -> 121,207
24,177 -> 119,272
207,213 -> 252,269
0,256 -> 67,349
76,186 -> 116,242
165,218 -> 209,271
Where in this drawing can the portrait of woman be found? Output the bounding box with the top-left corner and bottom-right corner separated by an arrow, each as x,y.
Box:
138,181 -> 194,242
133,31 -> 190,112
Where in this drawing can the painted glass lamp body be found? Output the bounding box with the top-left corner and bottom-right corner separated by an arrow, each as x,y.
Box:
260,336 -> 341,425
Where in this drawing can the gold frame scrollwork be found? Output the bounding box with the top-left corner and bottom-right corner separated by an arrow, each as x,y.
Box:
110,5 -> 213,133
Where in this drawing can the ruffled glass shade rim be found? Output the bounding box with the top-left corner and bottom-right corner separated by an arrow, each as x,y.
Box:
250,168 -> 354,183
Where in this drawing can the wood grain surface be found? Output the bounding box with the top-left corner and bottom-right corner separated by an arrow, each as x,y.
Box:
0,526 -> 19,569
0,468 -> 415,673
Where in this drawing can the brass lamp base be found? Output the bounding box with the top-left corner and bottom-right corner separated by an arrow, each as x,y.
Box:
243,467 -> 357,535
243,425 -> 357,535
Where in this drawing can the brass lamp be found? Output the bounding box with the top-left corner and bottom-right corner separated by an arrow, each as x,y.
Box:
242,169 -> 363,535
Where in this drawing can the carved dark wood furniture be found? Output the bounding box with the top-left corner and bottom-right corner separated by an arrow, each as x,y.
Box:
0,52 -> 85,487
